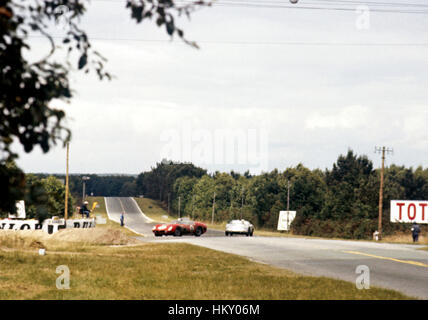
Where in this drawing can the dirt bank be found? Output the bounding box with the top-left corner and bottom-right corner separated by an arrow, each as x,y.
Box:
0,227 -> 140,249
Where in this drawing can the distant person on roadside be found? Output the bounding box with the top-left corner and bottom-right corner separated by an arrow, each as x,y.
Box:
80,201 -> 90,218
120,212 -> 125,227
411,222 -> 421,243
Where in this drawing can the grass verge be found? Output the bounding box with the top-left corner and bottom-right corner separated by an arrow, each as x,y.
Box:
382,233 -> 427,245
133,197 -> 173,223
0,241 -> 412,300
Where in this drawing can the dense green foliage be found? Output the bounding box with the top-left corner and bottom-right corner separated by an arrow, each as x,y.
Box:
136,160 -> 207,204
32,174 -> 138,202
0,173 -> 73,221
135,151 -> 428,239
13,150 -> 428,238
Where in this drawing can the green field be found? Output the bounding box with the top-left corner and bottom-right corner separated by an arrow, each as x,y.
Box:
0,239 -> 412,300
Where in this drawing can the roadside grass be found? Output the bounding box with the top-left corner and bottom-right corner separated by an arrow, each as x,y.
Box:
382,233 -> 427,245
0,242 -> 412,300
133,197 -> 173,223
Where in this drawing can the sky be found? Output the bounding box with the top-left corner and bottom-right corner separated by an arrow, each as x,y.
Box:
13,0 -> 428,174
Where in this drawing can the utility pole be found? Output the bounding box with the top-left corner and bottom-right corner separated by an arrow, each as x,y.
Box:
168,193 -> 170,215
375,146 -> 393,240
241,188 -> 244,220
191,194 -> 195,220
178,196 -> 181,219
64,142 -> 70,220
82,176 -> 90,202
230,191 -> 233,219
212,192 -> 216,224
287,179 -> 290,231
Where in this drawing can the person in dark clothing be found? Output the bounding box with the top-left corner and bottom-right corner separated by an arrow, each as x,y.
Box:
411,222 -> 421,243
80,201 -> 90,218
120,212 -> 125,227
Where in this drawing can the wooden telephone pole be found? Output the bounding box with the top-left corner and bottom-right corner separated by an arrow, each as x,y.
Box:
168,193 -> 170,215
375,146 -> 393,240
287,179 -> 290,231
191,194 -> 195,220
212,192 -> 216,224
64,142 -> 70,220
178,196 -> 181,219
240,188 -> 244,220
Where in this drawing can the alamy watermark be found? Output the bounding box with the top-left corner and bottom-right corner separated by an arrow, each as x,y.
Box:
160,121 -> 269,172
53,5 -> 71,30
355,5 -> 370,30
56,265 -> 70,290
355,265 -> 370,289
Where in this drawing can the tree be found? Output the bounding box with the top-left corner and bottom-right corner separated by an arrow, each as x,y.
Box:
137,160 -> 206,203
0,160 -> 25,216
3,174 -> 74,221
119,181 -> 138,197
172,176 -> 198,217
42,175 -> 73,217
321,150 -> 377,220
192,175 -> 215,220
0,0 -> 210,213
247,170 -> 283,226
286,164 -> 327,220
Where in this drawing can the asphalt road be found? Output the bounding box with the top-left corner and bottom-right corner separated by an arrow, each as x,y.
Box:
105,197 -> 428,299
104,197 -> 223,237
105,197 -> 155,235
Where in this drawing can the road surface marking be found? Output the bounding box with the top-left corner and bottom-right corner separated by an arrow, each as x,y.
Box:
104,197 -> 146,236
119,198 -> 125,212
343,250 -> 428,268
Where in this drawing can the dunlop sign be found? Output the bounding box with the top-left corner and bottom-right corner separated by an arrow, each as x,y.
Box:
390,200 -> 428,224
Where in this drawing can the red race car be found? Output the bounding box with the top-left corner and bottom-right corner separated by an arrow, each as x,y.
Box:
152,218 -> 207,237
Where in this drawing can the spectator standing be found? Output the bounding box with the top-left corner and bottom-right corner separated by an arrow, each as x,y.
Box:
120,212 -> 125,227
411,222 -> 421,243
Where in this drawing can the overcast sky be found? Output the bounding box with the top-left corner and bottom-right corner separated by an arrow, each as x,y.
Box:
13,0 -> 428,174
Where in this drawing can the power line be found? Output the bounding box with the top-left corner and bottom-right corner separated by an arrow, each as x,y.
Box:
210,2 -> 428,15
217,0 -> 428,8
97,0 -> 428,7
312,0 -> 428,8
91,0 -> 428,14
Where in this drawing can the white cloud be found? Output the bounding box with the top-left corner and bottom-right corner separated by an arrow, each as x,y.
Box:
305,105 -> 371,130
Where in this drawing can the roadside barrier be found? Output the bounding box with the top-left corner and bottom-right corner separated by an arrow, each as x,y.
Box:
0,218 -> 96,234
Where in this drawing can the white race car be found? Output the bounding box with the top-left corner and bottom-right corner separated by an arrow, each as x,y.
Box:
225,219 -> 254,236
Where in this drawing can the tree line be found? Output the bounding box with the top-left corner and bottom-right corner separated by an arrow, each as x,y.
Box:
3,151 -> 427,239
136,152 -> 428,239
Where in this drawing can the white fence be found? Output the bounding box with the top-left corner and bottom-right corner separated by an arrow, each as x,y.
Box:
0,218 -> 96,234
